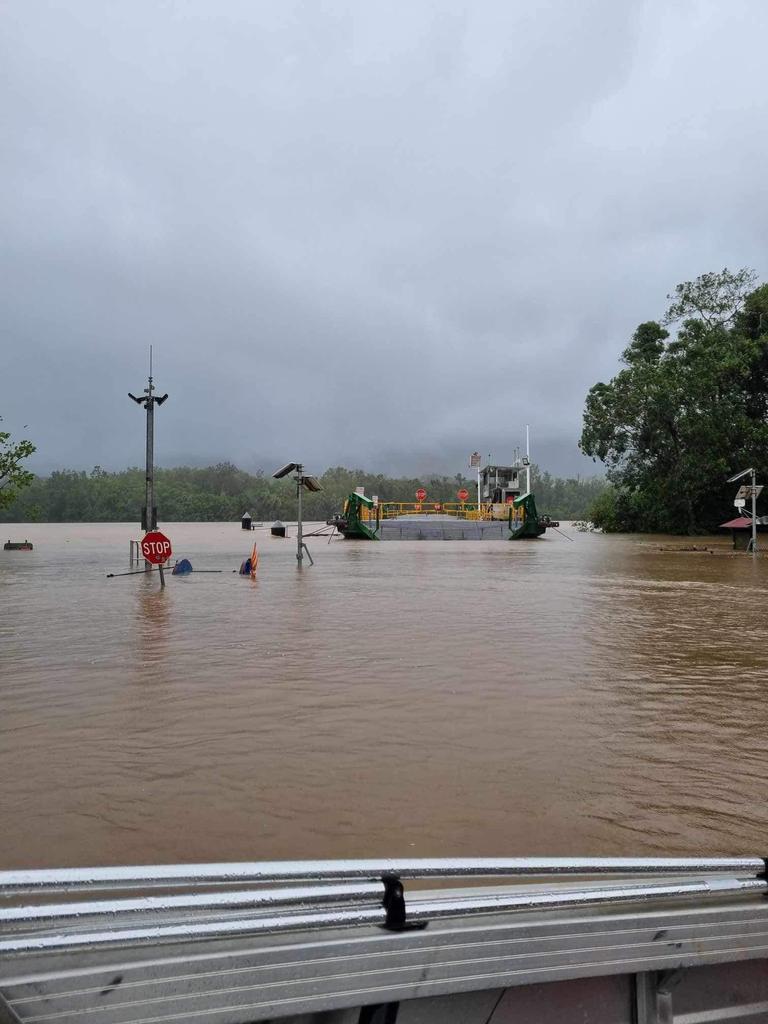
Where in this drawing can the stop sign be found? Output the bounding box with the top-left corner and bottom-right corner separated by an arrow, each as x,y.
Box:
141,531 -> 172,565
457,489 -> 469,501
415,488 -> 427,501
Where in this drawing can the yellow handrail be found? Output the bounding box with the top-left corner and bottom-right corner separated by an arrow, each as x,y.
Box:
359,502 -> 525,523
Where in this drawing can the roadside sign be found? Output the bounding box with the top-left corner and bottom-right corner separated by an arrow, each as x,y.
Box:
457,489 -> 469,501
469,452 -> 481,468
736,484 -> 763,500
141,531 -> 172,565
415,488 -> 427,501
433,503 -> 441,511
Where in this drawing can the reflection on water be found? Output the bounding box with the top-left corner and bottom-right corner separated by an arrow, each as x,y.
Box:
135,580 -> 171,676
1,522 -> 768,868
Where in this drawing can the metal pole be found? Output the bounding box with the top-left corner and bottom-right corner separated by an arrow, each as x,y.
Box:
296,465 -> 303,566
145,389 -> 155,570
128,356 -> 168,582
142,366 -> 156,567
145,389 -> 154,532
476,464 -> 481,515
752,468 -> 758,555
526,424 -> 531,494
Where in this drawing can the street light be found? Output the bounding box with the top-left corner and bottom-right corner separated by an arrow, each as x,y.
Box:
273,462 -> 322,566
128,347 -> 168,557
727,467 -> 760,555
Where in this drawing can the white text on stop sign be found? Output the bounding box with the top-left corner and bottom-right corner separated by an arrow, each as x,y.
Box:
141,540 -> 171,556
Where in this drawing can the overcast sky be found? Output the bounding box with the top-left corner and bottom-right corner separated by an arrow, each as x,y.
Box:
2,0 -> 767,478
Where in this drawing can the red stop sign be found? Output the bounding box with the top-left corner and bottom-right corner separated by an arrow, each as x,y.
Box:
141,531 -> 172,565
457,489 -> 469,501
415,488 -> 427,501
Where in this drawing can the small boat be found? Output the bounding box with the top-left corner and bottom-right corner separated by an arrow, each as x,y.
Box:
3,540 -> 33,551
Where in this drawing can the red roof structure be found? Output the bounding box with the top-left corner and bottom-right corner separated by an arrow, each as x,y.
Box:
719,516 -> 753,529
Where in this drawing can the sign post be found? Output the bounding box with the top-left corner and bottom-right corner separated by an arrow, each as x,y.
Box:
457,488 -> 469,504
415,488 -> 427,502
140,531 -> 172,588
469,452 -> 482,512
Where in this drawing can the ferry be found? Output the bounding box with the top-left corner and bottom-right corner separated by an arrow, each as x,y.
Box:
330,458 -> 551,540
2,855 -> 766,1022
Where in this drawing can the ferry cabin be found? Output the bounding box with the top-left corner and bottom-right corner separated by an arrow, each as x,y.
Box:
480,463 -> 526,520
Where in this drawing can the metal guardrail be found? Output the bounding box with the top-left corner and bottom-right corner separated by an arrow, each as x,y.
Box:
0,858 -> 765,956
2,856 -> 764,890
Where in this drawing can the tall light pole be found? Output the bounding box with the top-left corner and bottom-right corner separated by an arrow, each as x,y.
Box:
273,462 -> 322,566
129,350 -> 168,541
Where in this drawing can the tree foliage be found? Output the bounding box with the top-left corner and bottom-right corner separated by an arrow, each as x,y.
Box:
580,268 -> 768,533
663,268 -> 757,328
0,461 -> 605,523
0,425 -> 36,510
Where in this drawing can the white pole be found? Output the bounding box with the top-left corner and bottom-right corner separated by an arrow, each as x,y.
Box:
525,424 -> 531,494
296,467 -> 303,566
477,464 -> 481,513
751,469 -> 758,555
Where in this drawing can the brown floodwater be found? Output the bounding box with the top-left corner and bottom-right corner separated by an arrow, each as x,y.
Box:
1,522 -> 767,869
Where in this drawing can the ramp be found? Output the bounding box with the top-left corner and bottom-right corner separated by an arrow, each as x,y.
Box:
380,515 -> 508,540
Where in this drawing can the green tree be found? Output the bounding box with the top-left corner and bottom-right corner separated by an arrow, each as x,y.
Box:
0,424 -> 36,511
580,268 -> 768,533
0,461 -> 604,523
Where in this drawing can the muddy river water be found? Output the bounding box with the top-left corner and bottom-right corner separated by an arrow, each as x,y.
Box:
1,522 -> 767,869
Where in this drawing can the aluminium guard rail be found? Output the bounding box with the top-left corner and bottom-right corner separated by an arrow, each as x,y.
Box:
0,857 -> 766,956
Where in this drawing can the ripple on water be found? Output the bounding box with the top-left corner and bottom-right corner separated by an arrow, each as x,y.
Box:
1,522 -> 768,866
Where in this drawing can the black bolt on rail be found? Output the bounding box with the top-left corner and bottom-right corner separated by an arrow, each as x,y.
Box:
381,874 -> 428,932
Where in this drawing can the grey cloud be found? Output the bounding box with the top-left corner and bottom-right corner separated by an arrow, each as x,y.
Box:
1,0 -> 766,481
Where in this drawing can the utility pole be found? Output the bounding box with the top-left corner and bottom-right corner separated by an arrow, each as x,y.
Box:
296,464 -> 304,565
129,348 -> 168,555
272,461 -> 321,566
751,467 -> 758,555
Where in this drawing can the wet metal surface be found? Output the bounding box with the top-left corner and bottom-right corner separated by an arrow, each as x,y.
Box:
1,523 -> 767,868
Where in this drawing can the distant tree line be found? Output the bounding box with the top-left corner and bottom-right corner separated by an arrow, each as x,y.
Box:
581,268 -> 768,533
0,462 -> 606,523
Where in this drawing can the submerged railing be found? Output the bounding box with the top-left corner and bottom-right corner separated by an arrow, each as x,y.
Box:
0,857 -> 765,955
